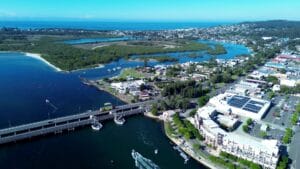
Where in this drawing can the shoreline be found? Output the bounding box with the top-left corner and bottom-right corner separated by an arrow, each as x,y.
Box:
144,112 -> 221,169
70,64 -> 105,73
24,52 -> 63,72
82,79 -> 131,104
2,51 -> 105,73
163,123 -> 221,169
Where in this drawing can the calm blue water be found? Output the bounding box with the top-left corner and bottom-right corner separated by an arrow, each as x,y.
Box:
74,40 -> 250,80
0,52 -> 205,169
0,52 -> 120,127
0,21 -> 232,30
0,39 -> 249,169
64,37 -> 132,45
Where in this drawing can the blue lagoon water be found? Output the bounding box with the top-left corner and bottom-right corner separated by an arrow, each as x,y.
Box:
74,40 -> 250,80
64,37 -> 132,45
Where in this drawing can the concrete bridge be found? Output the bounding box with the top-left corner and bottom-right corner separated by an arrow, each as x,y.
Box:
0,101 -> 153,145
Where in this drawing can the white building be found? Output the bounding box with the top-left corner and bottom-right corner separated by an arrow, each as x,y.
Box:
194,107 -> 280,169
280,78 -> 300,87
221,133 -> 279,169
272,84 -> 281,92
209,93 -> 271,120
111,80 -> 145,94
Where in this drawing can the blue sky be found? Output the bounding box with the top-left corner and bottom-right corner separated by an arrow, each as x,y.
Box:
0,0 -> 299,21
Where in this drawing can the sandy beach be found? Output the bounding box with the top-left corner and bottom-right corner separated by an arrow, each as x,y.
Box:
24,52 -> 62,72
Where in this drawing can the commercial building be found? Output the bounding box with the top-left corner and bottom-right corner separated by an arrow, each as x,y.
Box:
228,80 -> 261,96
209,93 -> 271,120
111,80 -> 145,94
194,106 -> 280,169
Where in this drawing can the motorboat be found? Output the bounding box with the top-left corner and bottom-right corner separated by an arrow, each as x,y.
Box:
91,121 -> 103,131
114,115 -> 125,125
173,146 -> 189,164
90,115 -> 103,131
131,149 -> 160,169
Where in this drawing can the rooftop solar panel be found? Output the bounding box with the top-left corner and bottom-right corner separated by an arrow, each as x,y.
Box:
227,96 -> 250,108
248,100 -> 264,106
244,104 -> 261,113
227,95 -> 266,114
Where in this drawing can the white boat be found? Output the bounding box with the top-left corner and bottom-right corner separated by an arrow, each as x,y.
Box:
173,146 -> 189,164
114,115 -> 125,125
90,116 -> 103,131
131,149 -> 160,169
91,122 -> 103,131
154,149 -> 158,154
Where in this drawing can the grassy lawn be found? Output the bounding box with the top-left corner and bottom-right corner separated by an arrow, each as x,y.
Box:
231,75 -> 239,80
119,68 -> 144,79
215,83 -> 225,88
164,121 -> 179,138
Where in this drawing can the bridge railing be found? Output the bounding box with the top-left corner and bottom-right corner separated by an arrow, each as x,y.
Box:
0,103 -> 146,144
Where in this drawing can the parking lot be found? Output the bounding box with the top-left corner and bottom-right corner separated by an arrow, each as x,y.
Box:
263,95 -> 299,129
260,95 -> 300,169
247,122 -> 285,141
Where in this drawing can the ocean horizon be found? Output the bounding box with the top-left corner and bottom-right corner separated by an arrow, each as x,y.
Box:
0,20 -> 234,31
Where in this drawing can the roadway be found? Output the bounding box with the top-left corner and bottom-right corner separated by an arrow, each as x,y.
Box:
289,126 -> 300,169
0,101 -> 154,145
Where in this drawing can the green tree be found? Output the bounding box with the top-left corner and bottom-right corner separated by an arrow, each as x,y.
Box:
198,95 -> 210,107
243,125 -> 249,133
282,128 -> 293,144
250,163 -> 262,169
259,131 -> 267,139
246,118 -> 253,125
222,72 -> 233,83
265,76 -> 279,84
291,112 -> 299,125
268,91 -> 276,99
193,143 -> 200,150
151,103 -> 158,116
277,155 -> 289,169
189,109 -> 197,117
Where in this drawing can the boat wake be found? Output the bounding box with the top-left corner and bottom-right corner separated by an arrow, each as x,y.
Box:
131,149 -> 160,169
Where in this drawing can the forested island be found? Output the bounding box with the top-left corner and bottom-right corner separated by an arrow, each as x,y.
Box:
135,55 -> 179,63
0,28 -> 227,71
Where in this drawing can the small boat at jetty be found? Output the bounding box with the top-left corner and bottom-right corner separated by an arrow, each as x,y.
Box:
114,115 -> 126,125
91,122 -> 103,131
90,115 -> 103,131
173,146 -> 189,164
